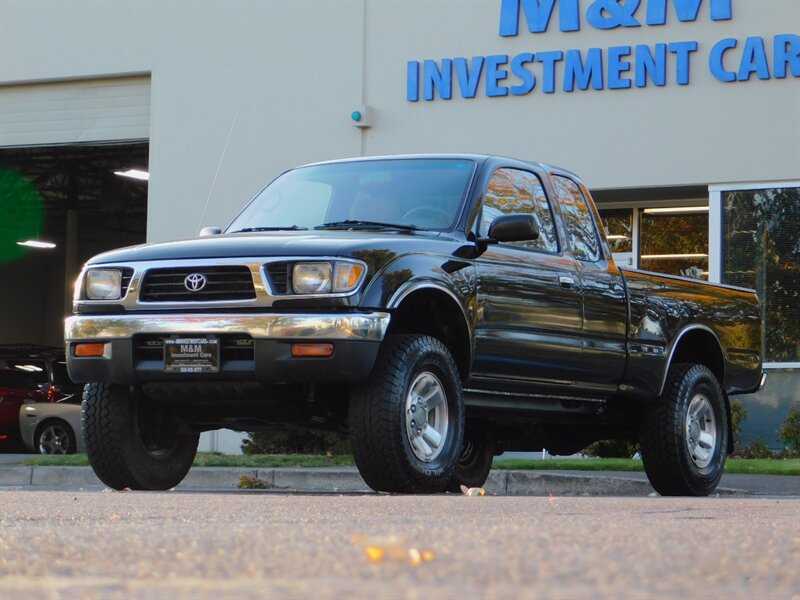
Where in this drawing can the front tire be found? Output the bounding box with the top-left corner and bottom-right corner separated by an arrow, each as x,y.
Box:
82,382 -> 199,490
446,422 -> 495,492
349,335 -> 464,493
640,363 -> 728,496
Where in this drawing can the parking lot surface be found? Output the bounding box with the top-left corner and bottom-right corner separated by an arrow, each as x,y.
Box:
1,491 -> 798,599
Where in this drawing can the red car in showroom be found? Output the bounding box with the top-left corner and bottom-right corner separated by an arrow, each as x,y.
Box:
0,346 -> 83,452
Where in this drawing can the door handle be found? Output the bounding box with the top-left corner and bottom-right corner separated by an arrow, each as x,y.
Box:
559,276 -> 575,289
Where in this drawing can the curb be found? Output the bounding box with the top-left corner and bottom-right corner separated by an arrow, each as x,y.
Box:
0,465 -> 754,496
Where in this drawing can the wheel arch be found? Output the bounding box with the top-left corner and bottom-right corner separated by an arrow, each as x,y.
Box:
386,284 -> 472,380
660,326 -> 725,395
660,326 -> 732,454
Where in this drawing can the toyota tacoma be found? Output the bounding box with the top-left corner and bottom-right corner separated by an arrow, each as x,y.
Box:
66,155 -> 763,495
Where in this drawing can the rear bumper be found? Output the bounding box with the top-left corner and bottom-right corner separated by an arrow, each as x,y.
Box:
65,312 -> 390,385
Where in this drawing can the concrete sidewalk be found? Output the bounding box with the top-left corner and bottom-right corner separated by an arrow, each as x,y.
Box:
1,463 -> 797,496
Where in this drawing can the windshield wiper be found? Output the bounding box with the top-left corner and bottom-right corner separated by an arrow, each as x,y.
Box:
314,220 -> 419,231
232,226 -> 308,232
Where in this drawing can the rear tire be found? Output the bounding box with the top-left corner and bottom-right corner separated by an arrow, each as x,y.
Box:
349,335 -> 464,493
640,363 -> 728,496
82,382 -> 199,490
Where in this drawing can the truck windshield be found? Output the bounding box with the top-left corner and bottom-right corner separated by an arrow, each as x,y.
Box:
227,158 -> 476,233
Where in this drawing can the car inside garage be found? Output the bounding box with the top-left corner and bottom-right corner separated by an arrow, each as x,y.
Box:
0,142 -> 148,346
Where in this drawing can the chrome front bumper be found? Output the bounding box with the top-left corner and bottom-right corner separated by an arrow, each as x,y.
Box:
65,312 -> 391,342
65,312 -> 391,385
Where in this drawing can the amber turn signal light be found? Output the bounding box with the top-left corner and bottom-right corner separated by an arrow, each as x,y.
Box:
75,343 -> 105,357
291,343 -> 334,358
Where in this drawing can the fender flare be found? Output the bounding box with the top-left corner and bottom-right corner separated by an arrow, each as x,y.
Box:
658,324 -> 725,396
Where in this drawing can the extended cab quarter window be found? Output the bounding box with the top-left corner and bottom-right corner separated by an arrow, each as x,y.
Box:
552,175 -> 602,262
481,168 -> 558,253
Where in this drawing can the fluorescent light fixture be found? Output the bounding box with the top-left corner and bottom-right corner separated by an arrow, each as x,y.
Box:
17,240 -> 56,249
641,253 -> 708,260
114,169 -> 150,181
643,206 -> 709,214
606,235 -> 630,241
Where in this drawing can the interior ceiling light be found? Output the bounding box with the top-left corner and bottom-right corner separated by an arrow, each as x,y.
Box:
640,253 -> 709,260
114,169 -> 150,181
17,240 -> 56,249
643,206 -> 709,214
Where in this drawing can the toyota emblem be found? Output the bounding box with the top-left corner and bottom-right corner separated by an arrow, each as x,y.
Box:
184,273 -> 207,292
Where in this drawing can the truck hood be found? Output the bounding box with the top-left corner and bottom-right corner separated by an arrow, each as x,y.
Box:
86,230 -> 463,264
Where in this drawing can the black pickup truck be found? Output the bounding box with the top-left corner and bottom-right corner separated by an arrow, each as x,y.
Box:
66,155 -> 763,495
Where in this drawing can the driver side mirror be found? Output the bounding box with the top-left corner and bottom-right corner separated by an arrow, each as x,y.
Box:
199,227 -> 222,237
487,214 -> 539,243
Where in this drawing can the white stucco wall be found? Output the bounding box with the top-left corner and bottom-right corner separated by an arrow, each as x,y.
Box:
2,0 -> 799,243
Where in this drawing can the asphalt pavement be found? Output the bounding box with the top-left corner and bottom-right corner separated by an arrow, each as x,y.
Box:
2,491 -> 798,599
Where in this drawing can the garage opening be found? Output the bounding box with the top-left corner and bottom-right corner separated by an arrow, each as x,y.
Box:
0,142 -> 148,346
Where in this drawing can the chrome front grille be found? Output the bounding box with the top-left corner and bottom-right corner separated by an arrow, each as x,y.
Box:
265,262 -> 292,294
120,268 -> 134,297
139,266 -> 256,302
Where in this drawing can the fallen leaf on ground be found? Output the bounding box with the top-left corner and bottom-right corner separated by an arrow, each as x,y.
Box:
460,485 -> 485,496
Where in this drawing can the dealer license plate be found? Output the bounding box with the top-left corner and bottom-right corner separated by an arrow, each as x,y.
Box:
164,337 -> 220,374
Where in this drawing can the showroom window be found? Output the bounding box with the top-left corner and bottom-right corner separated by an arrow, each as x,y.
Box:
639,207 -> 709,280
597,203 -> 709,280
720,186 -> 800,364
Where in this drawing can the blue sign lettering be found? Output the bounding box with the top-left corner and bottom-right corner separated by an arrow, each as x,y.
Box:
511,53 -> 537,94
500,0 -> 579,36
564,48 -> 605,91
634,43 -> 667,86
535,51 -> 564,93
407,2 -> 798,102
423,59 -> 452,101
738,37 -> 770,80
486,55 -> 511,96
646,0 -> 731,26
774,34 -> 800,79
608,45 -> 633,88
586,0 -> 641,30
500,0 -> 731,35
668,40 -> 698,84
455,57 -> 485,98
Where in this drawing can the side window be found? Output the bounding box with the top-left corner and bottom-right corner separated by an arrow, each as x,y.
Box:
552,176 -> 602,262
480,168 -> 558,253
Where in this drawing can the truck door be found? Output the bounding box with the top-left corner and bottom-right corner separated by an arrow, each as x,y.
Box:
471,167 -> 584,394
550,175 -> 627,388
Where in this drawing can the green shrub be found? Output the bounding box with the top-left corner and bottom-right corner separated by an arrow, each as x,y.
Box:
737,437 -> 773,459
779,405 -> 800,455
729,398 -> 747,451
238,475 -> 271,489
241,430 -> 351,455
582,439 -> 637,458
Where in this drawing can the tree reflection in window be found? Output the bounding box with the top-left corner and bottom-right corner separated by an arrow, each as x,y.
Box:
723,187 -> 800,363
600,209 -> 633,253
639,209 -> 709,280
552,176 -> 601,262
481,168 -> 558,253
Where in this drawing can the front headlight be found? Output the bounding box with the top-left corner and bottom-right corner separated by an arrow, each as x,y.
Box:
291,261 -> 366,295
85,269 -> 122,300
293,263 -> 332,294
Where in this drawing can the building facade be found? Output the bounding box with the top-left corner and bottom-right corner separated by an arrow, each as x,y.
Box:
1,0 -> 798,450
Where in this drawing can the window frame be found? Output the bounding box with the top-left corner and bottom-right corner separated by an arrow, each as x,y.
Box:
551,174 -> 604,263
478,166 -> 561,255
